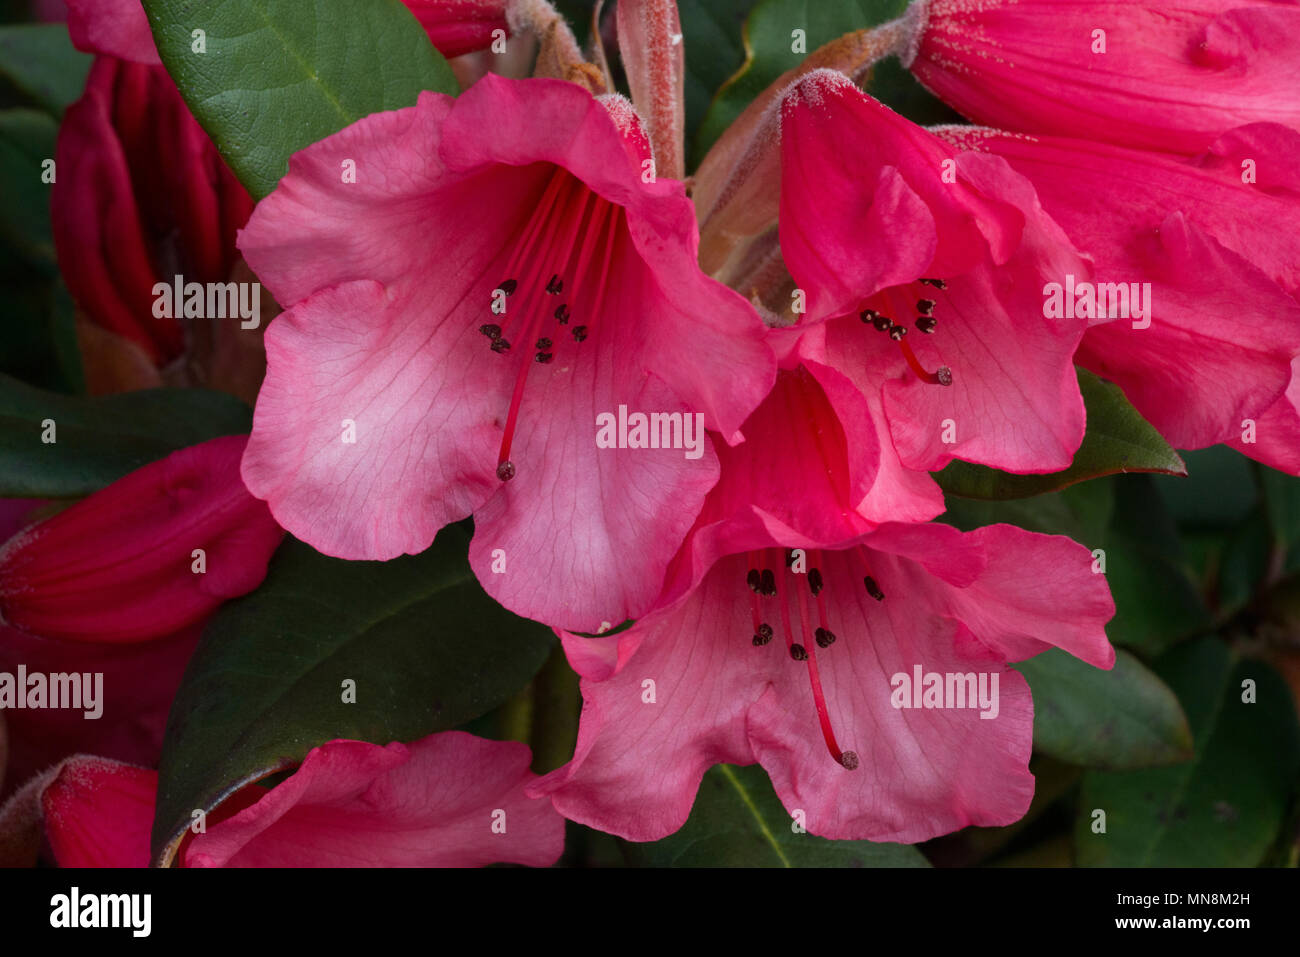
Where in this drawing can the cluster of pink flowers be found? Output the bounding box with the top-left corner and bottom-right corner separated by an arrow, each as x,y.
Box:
1,0 -> 1297,866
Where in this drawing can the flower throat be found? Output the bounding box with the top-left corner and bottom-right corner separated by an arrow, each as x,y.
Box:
477,165 -> 624,481
744,546 -> 888,771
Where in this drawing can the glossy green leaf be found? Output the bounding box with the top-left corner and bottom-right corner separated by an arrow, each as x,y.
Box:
1017,648 -> 1193,770
941,480 -> 1115,547
622,763 -> 930,867
936,369 -> 1186,500
0,373 -> 251,497
141,0 -> 458,199
1075,636 -> 1300,867
0,24 -> 93,117
150,528 -> 554,864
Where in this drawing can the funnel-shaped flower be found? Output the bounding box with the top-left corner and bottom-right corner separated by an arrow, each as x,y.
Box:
902,0 -> 1300,155
779,70 -> 1089,474
28,732 -> 564,867
0,436 -> 284,643
948,123 -> 1300,466
238,75 -> 774,631
531,368 -> 1115,843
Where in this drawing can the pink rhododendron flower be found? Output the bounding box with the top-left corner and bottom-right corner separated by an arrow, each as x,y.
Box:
22,733 -> 564,867
940,123 -> 1300,470
779,70 -> 1090,474
532,368 -> 1116,842
0,436 -> 284,643
52,56 -> 254,365
901,0 -> 1300,155
64,0 -> 511,63
238,74 -> 774,631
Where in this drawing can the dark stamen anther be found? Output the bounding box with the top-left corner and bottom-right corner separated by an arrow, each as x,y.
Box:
915,315 -> 937,334
546,274 -> 563,295
860,308 -> 880,324
872,314 -> 893,332
479,323 -> 502,339
747,568 -> 761,592
790,644 -> 808,661
919,277 -> 947,289
490,338 -> 511,354
889,325 -> 907,341
572,326 -> 588,342
808,568 -> 823,595
535,337 -> 552,350
815,627 -> 836,648
535,352 -> 554,364
753,623 -> 774,647
498,279 -> 518,296
760,569 -> 777,597
554,304 -> 570,324
917,298 -> 936,315
863,576 -> 885,601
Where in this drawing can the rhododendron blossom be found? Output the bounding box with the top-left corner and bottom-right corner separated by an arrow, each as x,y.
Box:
532,367 -> 1116,842
779,70 -> 1091,474
238,74 -> 774,631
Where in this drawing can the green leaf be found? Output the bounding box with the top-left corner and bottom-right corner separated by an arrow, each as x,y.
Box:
1017,648 -> 1193,770
141,0 -> 459,199
0,24 -> 93,117
0,107 -> 56,270
1102,476 -> 1212,656
623,763 -> 930,867
941,480 -> 1115,547
678,0 -> 760,167
150,528 -> 554,864
0,373 -> 251,497
695,0 -> 950,160
1075,636 -> 1300,866
935,369 -> 1186,500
